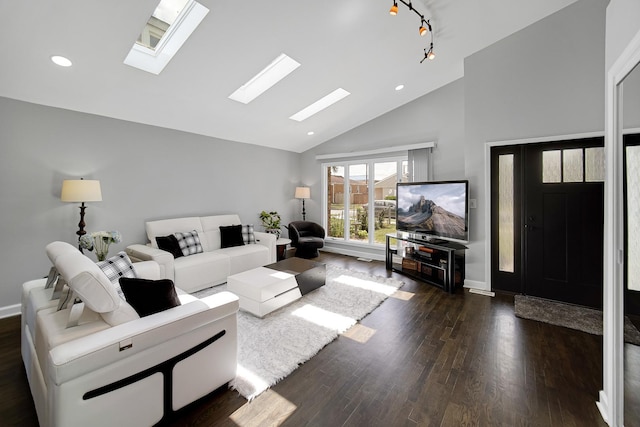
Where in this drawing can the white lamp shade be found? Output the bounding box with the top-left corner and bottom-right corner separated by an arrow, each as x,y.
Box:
295,187 -> 310,199
61,180 -> 102,202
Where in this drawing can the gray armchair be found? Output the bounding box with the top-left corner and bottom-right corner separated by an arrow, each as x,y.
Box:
288,221 -> 325,258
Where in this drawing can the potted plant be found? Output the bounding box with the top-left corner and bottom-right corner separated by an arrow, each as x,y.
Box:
259,211 -> 282,238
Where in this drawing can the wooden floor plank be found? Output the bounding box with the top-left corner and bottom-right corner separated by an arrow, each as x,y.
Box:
1,253 -> 617,426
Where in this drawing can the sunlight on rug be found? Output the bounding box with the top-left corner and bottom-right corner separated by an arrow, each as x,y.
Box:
194,265 -> 404,401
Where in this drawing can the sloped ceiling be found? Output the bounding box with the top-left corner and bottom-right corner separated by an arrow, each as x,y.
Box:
0,0 -> 576,152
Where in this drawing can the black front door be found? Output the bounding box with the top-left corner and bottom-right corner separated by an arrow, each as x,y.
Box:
491,138 -> 605,308
523,138 -> 604,308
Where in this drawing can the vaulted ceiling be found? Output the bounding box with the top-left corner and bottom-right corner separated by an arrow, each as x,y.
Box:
0,0 -> 576,153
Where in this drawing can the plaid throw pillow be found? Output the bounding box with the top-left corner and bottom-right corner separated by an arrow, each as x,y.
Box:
174,230 -> 203,256
242,224 -> 256,244
97,251 -> 138,299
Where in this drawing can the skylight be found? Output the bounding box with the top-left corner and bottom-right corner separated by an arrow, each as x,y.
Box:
136,0 -> 190,50
289,88 -> 351,122
228,54 -> 301,104
124,0 -> 209,75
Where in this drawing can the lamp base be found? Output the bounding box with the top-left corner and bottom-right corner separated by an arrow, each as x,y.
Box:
76,203 -> 87,253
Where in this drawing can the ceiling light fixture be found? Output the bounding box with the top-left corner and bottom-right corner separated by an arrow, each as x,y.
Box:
289,88 -> 350,122
395,84 -> 404,91
51,55 -> 72,67
307,131 -> 315,136
421,43 -> 436,62
388,1 -> 435,63
419,18 -> 429,36
229,53 -> 301,104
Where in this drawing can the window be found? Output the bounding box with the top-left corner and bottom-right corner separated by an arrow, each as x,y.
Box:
626,144 -> 640,291
136,0 -> 191,50
324,157 -> 408,246
542,147 -> 604,183
124,0 -> 209,75
498,154 -> 515,273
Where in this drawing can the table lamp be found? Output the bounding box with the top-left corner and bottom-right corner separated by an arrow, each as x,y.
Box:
294,186 -> 310,220
61,178 -> 102,251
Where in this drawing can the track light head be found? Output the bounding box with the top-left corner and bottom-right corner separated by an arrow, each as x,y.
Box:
389,2 -> 398,15
419,17 -> 429,34
427,44 -> 435,60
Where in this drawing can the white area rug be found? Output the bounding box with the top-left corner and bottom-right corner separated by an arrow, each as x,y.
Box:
194,265 -> 404,400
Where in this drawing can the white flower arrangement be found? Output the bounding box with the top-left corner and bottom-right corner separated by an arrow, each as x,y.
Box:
80,231 -> 122,261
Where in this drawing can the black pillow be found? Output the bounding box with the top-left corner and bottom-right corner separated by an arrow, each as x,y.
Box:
119,277 -> 181,317
155,235 -> 183,258
220,225 -> 245,248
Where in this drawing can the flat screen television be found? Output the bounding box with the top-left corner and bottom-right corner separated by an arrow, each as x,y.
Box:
396,180 -> 469,243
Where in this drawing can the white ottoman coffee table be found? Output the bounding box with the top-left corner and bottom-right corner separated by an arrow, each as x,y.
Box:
227,267 -> 302,317
227,258 -> 326,318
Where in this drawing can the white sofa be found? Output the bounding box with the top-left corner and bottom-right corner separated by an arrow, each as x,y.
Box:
22,241 -> 239,427
126,214 -> 276,293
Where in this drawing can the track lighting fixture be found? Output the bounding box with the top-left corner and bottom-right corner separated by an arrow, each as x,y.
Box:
419,18 -> 430,36
428,47 -> 435,60
420,43 -> 435,63
389,0 -> 435,63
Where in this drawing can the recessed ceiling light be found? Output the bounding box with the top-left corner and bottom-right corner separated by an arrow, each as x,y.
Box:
229,53 -> 301,104
51,55 -> 72,67
307,131 -> 315,136
289,88 -> 350,122
395,84 -> 404,91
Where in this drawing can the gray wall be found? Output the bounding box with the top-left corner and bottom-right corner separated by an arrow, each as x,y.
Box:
300,0 -> 607,287
0,97 -> 300,312
299,78 -> 465,258
605,0 -> 640,70
463,0 -> 607,286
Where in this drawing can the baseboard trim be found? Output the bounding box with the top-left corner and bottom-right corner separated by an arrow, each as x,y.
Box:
468,288 -> 495,297
0,303 -> 21,319
463,279 -> 489,292
596,390 -> 610,425
320,246 -> 385,262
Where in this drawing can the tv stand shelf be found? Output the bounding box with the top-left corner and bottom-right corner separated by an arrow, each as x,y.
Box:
385,233 -> 467,294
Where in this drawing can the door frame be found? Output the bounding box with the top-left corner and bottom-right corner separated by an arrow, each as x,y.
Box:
600,24 -> 640,424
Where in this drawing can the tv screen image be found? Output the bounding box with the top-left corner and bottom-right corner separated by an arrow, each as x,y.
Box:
396,180 -> 469,243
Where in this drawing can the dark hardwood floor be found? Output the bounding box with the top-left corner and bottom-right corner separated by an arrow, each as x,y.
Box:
1,253 -> 611,426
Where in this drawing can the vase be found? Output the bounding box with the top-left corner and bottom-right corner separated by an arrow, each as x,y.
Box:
94,236 -> 111,262
266,229 -> 281,239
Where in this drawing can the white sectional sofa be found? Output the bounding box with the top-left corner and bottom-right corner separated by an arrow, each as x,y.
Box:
22,241 -> 239,427
126,214 -> 276,293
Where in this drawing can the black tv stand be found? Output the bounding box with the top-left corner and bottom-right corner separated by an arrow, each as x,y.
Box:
425,238 -> 448,245
385,233 -> 467,293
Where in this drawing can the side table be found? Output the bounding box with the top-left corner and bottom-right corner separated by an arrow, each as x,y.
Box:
275,238 -> 291,261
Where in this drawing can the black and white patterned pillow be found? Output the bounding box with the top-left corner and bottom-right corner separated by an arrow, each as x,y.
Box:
97,251 -> 138,299
242,224 -> 256,244
174,230 -> 203,256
